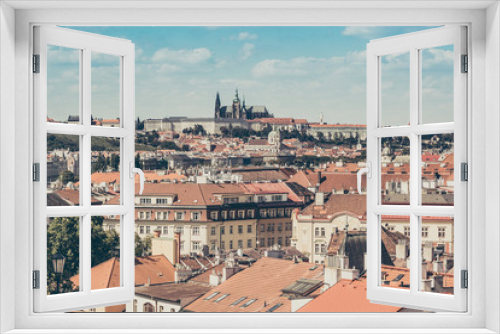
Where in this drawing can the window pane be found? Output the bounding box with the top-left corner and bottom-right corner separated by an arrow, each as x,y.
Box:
91,137 -> 121,206
47,216 -> 80,294
421,45 -> 454,124
47,45 -> 80,124
380,215 -> 410,290
420,216 -> 454,295
91,52 -> 121,126
421,133 -> 454,206
47,134 -> 80,206
381,136 -> 410,205
380,52 -> 410,127
91,216 -> 121,290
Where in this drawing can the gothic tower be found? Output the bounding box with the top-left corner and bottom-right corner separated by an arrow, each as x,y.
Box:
215,92 -> 221,119
232,89 -> 241,119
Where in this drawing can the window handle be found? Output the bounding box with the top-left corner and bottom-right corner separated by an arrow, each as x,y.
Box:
130,162 -> 145,195
357,162 -> 371,195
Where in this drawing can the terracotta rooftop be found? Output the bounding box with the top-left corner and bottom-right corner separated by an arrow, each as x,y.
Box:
184,257 -> 324,313
135,282 -> 211,307
300,194 -> 367,220
297,279 -> 401,313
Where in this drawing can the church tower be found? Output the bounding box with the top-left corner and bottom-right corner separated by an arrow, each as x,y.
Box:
215,92 -> 221,119
232,89 -> 241,119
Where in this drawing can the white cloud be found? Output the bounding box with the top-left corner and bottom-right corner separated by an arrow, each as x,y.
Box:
240,43 -> 255,60
252,56 -> 344,78
235,32 -> 258,41
151,47 -> 212,64
342,27 -> 386,39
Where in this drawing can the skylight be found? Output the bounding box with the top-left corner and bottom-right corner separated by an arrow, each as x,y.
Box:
214,294 -> 230,303
240,299 -> 257,308
231,297 -> 247,306
204,292 -> 220,300
267,303 -> 283,312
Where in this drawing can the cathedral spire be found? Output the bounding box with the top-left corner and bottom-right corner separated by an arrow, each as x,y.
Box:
215,92 -> 221,119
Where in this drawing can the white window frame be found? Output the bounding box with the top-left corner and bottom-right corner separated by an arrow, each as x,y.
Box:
32,25 -> 136,313
366,26 -> 467,312
2,2 -> 497,333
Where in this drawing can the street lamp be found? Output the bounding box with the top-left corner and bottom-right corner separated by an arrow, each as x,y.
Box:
51,253 -> 65,294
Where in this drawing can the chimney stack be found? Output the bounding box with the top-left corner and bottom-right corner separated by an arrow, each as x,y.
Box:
433,258 -> 444,274
153,229 -> 162,238
315,192 -> 325,206
174,232 -> 181,264
422,241 -> 433,262
433,275 -> 444,293
396,240 -> 408,262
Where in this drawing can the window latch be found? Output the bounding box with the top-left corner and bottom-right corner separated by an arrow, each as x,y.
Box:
356,162 -> 371,194
130,162 -> 145,194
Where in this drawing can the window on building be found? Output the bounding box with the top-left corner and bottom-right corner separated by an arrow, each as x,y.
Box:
156,198 -> 168,205
238,225 -> 243,234
272,195 -> 283,201
146,212 -> 151,220
162,226 -> 168,235
315,227 -> 320,237
210,211 -> 218,220
229,211 -> 236,219
247,225 -> 252,233
260,209 -> 267,218
404,226 -> 411,237
175,226 -> 184,235
277,223 -> 282,232
260,224 -> 265,232
192,241 -> 200,251
438,227 -> 446,238
192,226 -> 200,236
140,198 -> 151,205
146,226 -> 151,234
238,210 -> 245,219
277,237 -> 283,245
238,240 -> 243,248
285,236 -> 291,246
221,241 -> 226,250
175,212 -> 184,221
247,210 -> 255,218
210,226 -> 216,236
422,226 -> 429,238
258,196 -> 266,202
221,211 -> 227,220
220,226 -> 225,235
191,212 -> 200,221
143,303 -> 155,312
285,208 -> 293,217
259,238 -> 265,248
139,226 -> 145,234
210,241 -> 216,251
269,209 -> 276,218
278,208 -> 284,217
229,226 -> 233,234
321,227 -> 325,237
229,240 -> 233,249
247,239 -> 252,248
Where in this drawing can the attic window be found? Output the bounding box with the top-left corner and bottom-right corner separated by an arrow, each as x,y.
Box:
240,299 -> 257,308
214,294 -> 230,303
204,292 -> 220,301
231,297 -> 247,306
267,303 -> 284,312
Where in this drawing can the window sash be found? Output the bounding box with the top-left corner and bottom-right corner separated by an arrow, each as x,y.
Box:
366,26 -> 467,312
33,25 -> 135,313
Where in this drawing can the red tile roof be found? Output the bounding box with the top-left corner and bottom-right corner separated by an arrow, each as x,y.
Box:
297,279 -> 401,313
184,257 -> 324,313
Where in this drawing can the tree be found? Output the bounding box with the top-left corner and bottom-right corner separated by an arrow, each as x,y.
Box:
46,216 -> 119,294
136,117 -> 144,130
193,124 -> 206,136
135,153 -> 141,169
220,126 -> 229,137
59,170 -> 75,183
135,233 -> 152,257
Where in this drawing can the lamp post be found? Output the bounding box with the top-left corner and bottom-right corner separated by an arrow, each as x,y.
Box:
51,253 -> 66,294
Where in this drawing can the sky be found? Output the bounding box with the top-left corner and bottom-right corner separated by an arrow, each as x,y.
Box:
47,26 -> 454,125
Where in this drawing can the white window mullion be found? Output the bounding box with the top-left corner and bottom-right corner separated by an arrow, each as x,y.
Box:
409,46 -> 420,294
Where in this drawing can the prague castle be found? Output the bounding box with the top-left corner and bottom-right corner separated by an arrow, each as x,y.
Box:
144,90 -> 272,134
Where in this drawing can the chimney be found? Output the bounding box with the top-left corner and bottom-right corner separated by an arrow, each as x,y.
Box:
396,240 -> 408,262
421,279 -> 432,292
209,270 -> 222,287
315,192 -> 325,206
174,232 -> 181,264
433,258 -> 444,274
432,275 -> 444,293
316,171 -> 322,187
422,241 -> 433,262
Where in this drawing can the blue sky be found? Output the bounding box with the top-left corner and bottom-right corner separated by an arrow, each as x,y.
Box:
48,26 -> 453,124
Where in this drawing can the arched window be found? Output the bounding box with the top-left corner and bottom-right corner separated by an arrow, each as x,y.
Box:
133,299 -> 137,312
143,303 -> 155,313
